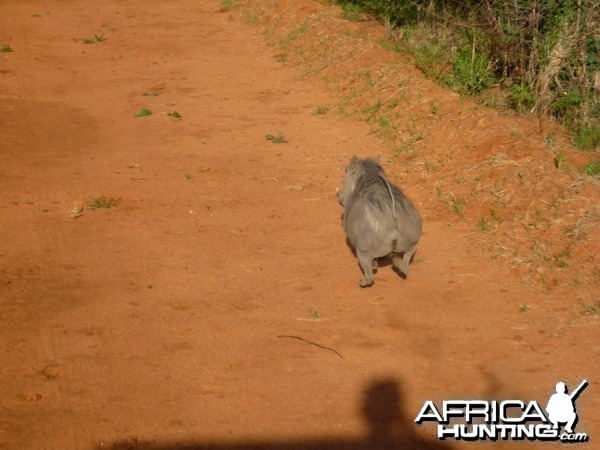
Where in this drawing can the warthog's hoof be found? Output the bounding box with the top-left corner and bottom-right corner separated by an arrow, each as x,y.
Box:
359,278 -> 374,288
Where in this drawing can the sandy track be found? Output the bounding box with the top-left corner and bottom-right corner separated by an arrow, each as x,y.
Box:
0,1 -> 597,449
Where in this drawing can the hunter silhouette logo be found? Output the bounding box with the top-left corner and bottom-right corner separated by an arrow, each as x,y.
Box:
546,379 -> 587,434
415,379 -> 589,442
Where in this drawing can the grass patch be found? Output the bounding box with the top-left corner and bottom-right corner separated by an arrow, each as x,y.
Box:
220,0 -> 238,11
309,309 -> 322,320
314,105 -> 329,115
583,301 -> 600,315
573,126 -> 599,150
582,161 -> 600,176
442,44 -> 493,95
452,197 -> 466,217
507,84 -> 534,113
265,132 -> 288,144
412,42 -> 450,80
1,44 -> 13,52
134,107 -> 152,118
341,3 -> 364,21
167,111 -> 181,119
478,216 -> 490,231
82,34 -> 105,44
89,197 -> 117,210
278,21 -> 309,48
553,250 -> 571,269
554,151 -> 566,169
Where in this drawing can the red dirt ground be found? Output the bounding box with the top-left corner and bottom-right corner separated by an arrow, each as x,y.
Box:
0,1 -> 598,449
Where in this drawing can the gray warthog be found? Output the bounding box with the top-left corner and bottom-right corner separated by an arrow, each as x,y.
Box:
336,156 -> 422,287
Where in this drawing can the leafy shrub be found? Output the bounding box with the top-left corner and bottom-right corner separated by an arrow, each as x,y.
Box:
508,84 -> 535,113
337,0 -> 598,142
574,126 -> 600,151
444,45 -> 493,95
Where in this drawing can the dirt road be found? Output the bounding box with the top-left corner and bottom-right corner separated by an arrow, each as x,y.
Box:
1,1 -> 597,449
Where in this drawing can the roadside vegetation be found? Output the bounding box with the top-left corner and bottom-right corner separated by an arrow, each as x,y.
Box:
337,0 -> 599,149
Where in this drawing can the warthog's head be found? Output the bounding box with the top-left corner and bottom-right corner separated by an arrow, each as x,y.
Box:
336,155 -> 381,207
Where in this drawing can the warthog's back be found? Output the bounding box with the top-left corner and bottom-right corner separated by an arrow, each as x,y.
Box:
337,155 -> 422,287
343,180 -> 421,257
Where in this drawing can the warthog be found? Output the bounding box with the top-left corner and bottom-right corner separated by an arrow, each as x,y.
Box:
336,155 -> 422,287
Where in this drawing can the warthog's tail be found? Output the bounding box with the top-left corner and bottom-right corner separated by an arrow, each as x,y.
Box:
379,172 -> 397,220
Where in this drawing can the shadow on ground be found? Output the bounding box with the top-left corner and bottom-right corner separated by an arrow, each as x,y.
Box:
97,378 -> 451,450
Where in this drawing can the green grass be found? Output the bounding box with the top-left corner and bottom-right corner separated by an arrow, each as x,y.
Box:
309,310 -> 322,319
583,301 -> 600,315
507,84 -> 534,113
241,10 -> 259,25
265,132 -> 288,144
89,197 -> 116,209
478,216 -> 490,231
412,42 -> 450,81
278,21 -> 309,48
443,45 -> 493,95
574,126 -> 599,150
1,44 -> 13,52
314,105 -> 329,115
554,151 -> 566,169
341,3 -> 364,21
82,34 -> 105,44
220,0 -> 238,11
167,111 -> 181,119
379,39 -> 403,54
134,107 -> 152,118
582,161 -> 600,176
452,198 -> 466,217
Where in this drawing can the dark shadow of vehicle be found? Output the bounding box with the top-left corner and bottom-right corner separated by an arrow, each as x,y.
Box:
96,377 -> 452,450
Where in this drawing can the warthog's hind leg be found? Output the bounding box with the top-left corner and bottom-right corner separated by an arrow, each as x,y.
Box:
357,251 -> 375,287
393,243 -> 418,277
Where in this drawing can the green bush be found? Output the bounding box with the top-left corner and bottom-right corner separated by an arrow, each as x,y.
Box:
508,84 -> 535,113
582,161 -> 600,176
574,126 -> 600,151
444,45 -> 493,95
337,0 -> 598,143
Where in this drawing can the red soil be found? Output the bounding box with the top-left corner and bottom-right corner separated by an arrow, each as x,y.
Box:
1,1 -> 597,449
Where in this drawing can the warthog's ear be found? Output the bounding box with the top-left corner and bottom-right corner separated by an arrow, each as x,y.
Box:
349,155 -> 359,174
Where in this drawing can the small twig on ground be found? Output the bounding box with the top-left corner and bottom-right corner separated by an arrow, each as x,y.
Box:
277,335 -> 344,359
